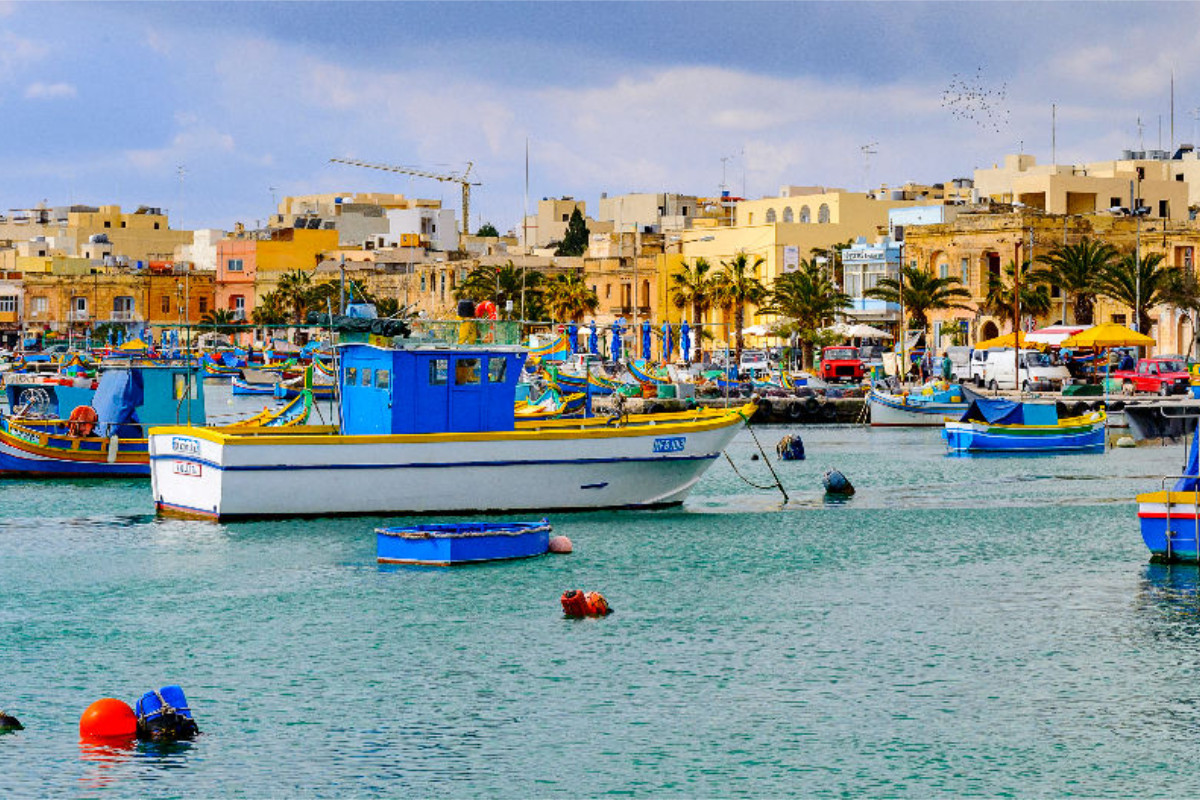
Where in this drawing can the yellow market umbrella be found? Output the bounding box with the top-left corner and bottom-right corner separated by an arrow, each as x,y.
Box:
973,331 -> 1041,350
118,338 -> 149,351
1059,323 -> 1154,348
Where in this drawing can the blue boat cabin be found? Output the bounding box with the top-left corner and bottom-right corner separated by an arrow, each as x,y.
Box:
339,344 -> 527,435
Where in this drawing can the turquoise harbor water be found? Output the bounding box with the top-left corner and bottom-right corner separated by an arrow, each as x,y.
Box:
2,396 -> 1199,797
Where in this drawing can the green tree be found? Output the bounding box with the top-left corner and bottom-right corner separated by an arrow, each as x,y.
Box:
864,265 -> 973,344
1097,251 -> 1180,335
1034,237 -> 1118,325
476,222 -> 500,238
1161,268 -> 1200,358
555,208 -> 590,257
669,258 -> 716,361
251,290 -> 287,325
760,259 -> 852,369
711,252 -> 769,363
542,270 -> 598,322
980,260 -> 1053,337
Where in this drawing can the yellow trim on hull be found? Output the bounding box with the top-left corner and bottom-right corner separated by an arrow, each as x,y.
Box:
151,403 -> 756,447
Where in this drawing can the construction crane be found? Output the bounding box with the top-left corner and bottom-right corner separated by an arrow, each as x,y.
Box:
329,158 -> 479,236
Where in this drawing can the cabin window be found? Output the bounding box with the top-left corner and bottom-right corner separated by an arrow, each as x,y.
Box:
429,359 -> 448,385
487,357 -> 507,383
361,368 -> 372,387
376,369 -> 390,389
173,373 -> 198,400
346,367 -> 357,386
455,357 -> 481,385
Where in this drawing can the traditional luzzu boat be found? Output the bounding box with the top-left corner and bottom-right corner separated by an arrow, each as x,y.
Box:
1137,429 -> 1200,561
149,340 -> 752,520
867,381 -> 969,427
376,519 -> 552,565
0,366 -> 312,477
942,397 -> 1106,453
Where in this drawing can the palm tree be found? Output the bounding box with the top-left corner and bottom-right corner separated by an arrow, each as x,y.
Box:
760,259 -> 851,368
980,260 -> 1053,337
542,271 -> 598,322
199,308 -> 244,335
1034,238 -> 1118,325
251,290 -> 287,326
864,265 -> 973,344
669,258 -> 715,361
276,269 -> 313,326
711,252 -> 769,363
1097,251 -> 1180,334
455,261 -> 545,319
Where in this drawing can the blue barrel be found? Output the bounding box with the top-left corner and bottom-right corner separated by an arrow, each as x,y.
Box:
135,685 -> 198,740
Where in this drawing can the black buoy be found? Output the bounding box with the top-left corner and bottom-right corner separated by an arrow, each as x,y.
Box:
776,435 -> 806,461
822,469 -> 855,496
0,711 -> 24,732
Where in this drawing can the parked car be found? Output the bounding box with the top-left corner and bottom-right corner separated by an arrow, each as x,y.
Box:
982,348 -> 1071,391
818,346 -> 865,382
1111,356 -> 1191,396
739,349 -> 769,377
944,346 -> 972,382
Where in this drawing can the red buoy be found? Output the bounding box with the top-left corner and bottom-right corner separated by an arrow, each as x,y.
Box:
560,589 -> 612,617
548,536 -> 573,554
79,698 -> 137,739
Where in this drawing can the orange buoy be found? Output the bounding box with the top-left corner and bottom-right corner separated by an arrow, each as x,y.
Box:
68,405 -> 99,438
548,536 -> 573,554
560,589 -> 612,617
79,698 -> 137,739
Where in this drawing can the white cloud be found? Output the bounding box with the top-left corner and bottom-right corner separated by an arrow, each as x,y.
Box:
126,125 -> 236,172
24,81 -> 75,100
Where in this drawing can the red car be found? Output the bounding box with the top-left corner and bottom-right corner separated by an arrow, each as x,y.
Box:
819,346 -> 865,382
1112,356 -> 1191,396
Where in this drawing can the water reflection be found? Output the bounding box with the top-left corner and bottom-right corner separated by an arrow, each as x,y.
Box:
1136,563 -> 1200,636
79,735 -> 198,789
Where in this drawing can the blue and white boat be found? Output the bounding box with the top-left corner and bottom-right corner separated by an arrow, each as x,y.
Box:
149,341 -> 750,520
1138,427 -> 1200,561
867,382 -> 968,427
942,397 -> 1106,453
376,519 -> 552,565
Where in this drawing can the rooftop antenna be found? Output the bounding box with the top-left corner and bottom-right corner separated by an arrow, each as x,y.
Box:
269,186 -> 278,209
861,141 -> 878,191
719,154 -> 735,194
1137,116 -> 1145,151
175,164 -> 186,226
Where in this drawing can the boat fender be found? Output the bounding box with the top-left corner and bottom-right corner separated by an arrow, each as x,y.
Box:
753,399 -> 773,422
0,710 -> 23,732
548,536 -> 573,554
803,396 -> 820,413
787,402 -> 806,420
134,685 -> 199,742
646,403 -> 666,415
80,698 -> 137,740
776,434 -> 805,461
819,402 -> 838,421
560,589 -> 613,617
68,405 -> 98,438
822,469 -> 855,496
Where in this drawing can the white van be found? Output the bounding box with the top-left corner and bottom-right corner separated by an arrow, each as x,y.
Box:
982,348 -> 1071,391
944,346 -> 972,382
968,348 -> 996,386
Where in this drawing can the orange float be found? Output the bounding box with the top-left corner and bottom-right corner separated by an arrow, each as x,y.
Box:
68,405 -> 99,438
475,300 -> 498,320
79,698 -> 137,739
560,589 -> 612,617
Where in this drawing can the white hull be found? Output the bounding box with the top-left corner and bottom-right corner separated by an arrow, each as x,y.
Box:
149,408 -> 749,519
867,391 -> 964,427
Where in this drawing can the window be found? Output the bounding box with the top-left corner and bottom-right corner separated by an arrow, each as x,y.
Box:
345,367 -> 357,386
1178,174 -> 1185,182
1160,200 -> 1169,218
1110,196 -> 1122,208
440,272 -> 446,300
362,368 -> 372,387
960,257 -> 969,284
562,214 -> 569,222
161,295 -> 170,314
766,208 -> 777,223
32,297 -> 47,314
455,358 -> 481,385
72,297 -> 86,313
154,222 -> 160,230
198,297 -> 208,314
1112,313 -> 1127,325
232,296 -> 245,313
227,258 -> 244,272
939,261 -> 949,279
783,207 -> 794,223
376,369 -> 390,389
103,221 -> 111,228
818,204 -> 830,223
429,359 -> 448,385
120,221 -> 126,228
605,284 -> 611,299
113,296 -> 134,316
800,206 -> 811,223
421,273 -> 427,292
487,357 -> 507,383
0,296 -> 15,312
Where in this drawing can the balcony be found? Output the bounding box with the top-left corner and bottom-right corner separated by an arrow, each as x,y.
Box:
109,310 -> 142,322
68,310 -> 90,322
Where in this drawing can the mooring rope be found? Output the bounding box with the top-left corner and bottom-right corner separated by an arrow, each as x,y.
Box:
725,408 -> 790,503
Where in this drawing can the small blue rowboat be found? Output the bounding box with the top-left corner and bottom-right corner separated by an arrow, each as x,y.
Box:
376,519 -> 552,565
943,397 -> 1106,453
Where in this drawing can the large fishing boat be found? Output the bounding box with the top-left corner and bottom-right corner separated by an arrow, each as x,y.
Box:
867,382 -> 969,427
1138,425 -> 1200,561
149,341 -> 751,520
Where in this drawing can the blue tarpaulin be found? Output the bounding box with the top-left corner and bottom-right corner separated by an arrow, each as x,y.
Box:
680,321 -> 691,362
588,325 -> 599,356
1176,431 -> 1200,491
959,398 -> 1026,425
662,323 -> 673,363
567,323 -> 578,354
611,321 -> 623,362
642,320 -> 651,360
92,369 -> 145,439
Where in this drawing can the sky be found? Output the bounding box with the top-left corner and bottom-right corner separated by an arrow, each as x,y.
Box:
1,1 -> 1198,234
